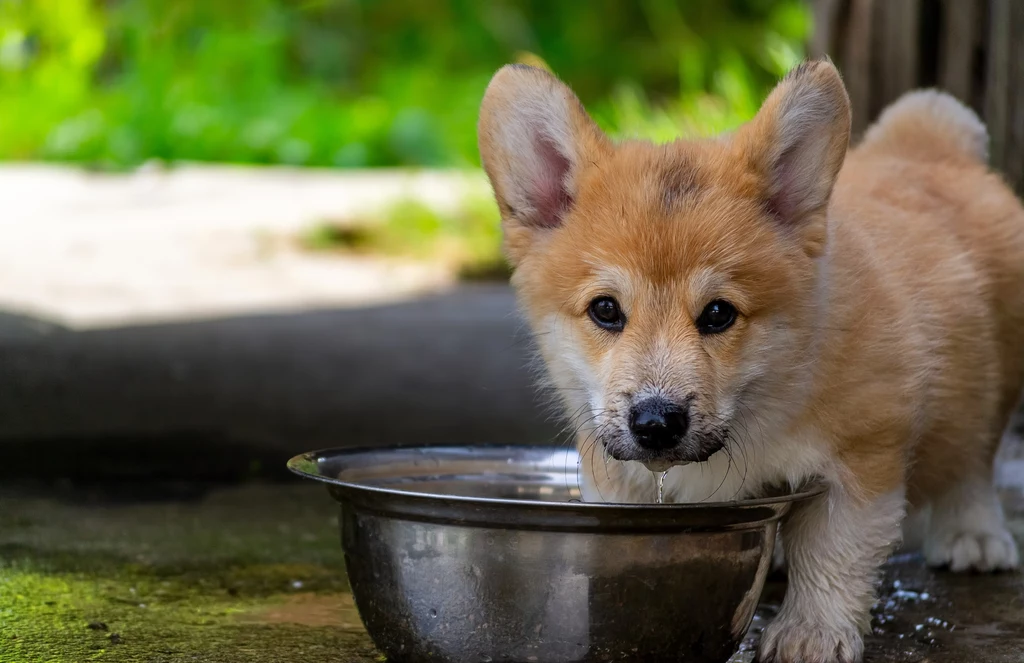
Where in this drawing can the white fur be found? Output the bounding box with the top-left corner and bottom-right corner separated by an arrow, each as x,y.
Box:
924,475 -> 1019,571
552,259 -> 831,505
759,486 -> 906,663
580,418 -> 834,505
772,529 -> 787,571
862,89 -> 989,162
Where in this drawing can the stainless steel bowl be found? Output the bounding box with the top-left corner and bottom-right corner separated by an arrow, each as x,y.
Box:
288,445 -> 824,663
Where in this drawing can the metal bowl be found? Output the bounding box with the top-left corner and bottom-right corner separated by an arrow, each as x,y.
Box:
288,445 -> 824,663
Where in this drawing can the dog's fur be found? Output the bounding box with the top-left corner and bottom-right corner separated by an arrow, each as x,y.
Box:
478,60 -> 1024,663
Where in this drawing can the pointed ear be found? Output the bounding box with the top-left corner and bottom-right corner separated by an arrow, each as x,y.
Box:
738,60 -> 851,255
478,64 -> 609,264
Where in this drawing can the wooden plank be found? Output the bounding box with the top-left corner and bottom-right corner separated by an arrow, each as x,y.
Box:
875,0 -> 922,115
938,0 -> 980,104
844,0 -> 876,136
986,0 -> 1011,173
810,0 -> 846,59
1009,1 -> 1024,191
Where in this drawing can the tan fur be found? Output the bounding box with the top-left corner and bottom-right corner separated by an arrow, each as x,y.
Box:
479,61 -> 1024,663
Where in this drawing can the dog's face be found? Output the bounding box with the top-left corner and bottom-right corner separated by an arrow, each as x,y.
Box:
479,62 -> 850,470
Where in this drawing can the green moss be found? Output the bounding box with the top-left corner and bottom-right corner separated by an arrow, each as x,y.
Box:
0,486 -> 380,662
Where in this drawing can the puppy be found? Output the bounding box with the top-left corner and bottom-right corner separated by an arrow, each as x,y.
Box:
478,60 -> 1024,663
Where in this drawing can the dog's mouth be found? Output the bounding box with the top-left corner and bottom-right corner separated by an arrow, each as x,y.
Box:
640,458 -> 681,473
601,425 -> 728,467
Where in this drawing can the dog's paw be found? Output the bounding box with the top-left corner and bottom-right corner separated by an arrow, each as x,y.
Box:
925,529 -> 1020,572
757,615 -> 862,663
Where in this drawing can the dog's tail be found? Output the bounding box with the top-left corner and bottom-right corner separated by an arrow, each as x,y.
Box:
859,89 -> 989,165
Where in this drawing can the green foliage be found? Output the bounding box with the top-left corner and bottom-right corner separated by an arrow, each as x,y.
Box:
301,196 -> 509,280
0,0 -> 810,169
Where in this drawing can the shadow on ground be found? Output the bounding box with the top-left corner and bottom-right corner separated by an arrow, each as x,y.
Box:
0,284 -> 560,492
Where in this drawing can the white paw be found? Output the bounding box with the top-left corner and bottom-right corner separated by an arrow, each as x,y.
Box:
926,529 -> 1020,572
757,615 -> 862,663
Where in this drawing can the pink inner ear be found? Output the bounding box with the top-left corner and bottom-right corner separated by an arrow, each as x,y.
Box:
765,144 -> 803,223
528,133 -> 574,228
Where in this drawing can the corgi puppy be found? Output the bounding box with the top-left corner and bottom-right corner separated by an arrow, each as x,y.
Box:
478,60 -> 1024,663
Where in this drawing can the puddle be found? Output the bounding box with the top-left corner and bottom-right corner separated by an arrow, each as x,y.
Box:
734,605 -> 777,659
744,561 -> 1024,663
867,560 -> 1024,662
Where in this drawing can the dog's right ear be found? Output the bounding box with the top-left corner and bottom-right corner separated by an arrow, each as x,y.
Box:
737,60 -> 850,257
478,65 -> 609,265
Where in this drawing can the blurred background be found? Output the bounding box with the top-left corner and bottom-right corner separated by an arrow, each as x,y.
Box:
0,0 -> 1021,488
0,0 -> 815,489
0,1 -> 808,169
5,3 -> 1024,661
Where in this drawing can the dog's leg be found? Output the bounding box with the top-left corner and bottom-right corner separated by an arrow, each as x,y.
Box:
771,529 -> 786,573
923,473 -> 1019,571
898,504 -> 929,553
758,484 -> 905,663
916,382 -> 1021,571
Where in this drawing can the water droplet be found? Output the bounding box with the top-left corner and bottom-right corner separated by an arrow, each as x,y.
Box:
656,470 -> 668,503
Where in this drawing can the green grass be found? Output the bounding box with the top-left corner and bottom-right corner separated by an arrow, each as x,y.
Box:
300,197 -> 510,281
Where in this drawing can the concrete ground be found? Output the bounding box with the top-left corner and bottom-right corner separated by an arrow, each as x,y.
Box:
2,482 -> 1023,663
0,164 -> 490,326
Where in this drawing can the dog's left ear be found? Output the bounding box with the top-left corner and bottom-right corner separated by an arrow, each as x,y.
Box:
739,60 -> 851,255
478,64 -> 609,265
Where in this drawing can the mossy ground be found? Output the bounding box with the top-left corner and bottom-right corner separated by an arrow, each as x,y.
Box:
0,484 -> 379,663
3,483 -> 1024,663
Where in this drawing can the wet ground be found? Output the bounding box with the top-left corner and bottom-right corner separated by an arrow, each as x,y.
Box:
2,482 -> 1022,663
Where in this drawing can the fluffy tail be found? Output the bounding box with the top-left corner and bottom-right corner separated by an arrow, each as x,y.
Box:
859,89 -> 989,164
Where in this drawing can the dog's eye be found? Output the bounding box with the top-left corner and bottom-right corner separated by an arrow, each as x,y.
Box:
696,300 -> 737,334
588,296 -> 625,332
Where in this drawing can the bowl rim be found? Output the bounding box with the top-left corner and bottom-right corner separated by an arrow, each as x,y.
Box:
286,444 -> 828,513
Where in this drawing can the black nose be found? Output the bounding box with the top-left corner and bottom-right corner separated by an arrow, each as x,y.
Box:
628,399 -> 689,450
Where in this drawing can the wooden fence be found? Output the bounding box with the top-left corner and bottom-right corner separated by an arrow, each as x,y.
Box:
810,0 -> 1024,192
